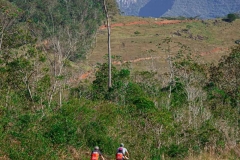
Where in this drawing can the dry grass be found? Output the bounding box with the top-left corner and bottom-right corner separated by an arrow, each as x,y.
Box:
84,16 -> 240,75
186,145 -> 240,160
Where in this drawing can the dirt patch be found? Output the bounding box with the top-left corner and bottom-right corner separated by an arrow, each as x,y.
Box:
200,47 -> 229,56
113,56 -> 161,65
99,20 -> 185,30
154,20 -> 182,25
68,71 -> 93,84
125,20 -> 149,26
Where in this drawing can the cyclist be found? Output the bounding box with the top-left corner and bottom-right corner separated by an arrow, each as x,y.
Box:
91,146 -> 105,160
116,147 -> 124,160
117,143 -> 129,159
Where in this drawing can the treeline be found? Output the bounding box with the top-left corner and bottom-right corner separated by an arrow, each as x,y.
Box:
7,0 -> 111,59
0,0 -> 119,110
0,0 -> 240,159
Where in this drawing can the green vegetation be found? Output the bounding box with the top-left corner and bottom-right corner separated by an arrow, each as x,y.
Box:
227,13 -> 237,22
222,13 -> 239,23
161,16 -> 188,20
8,0 -> 118,60
134,31 -> 141,35
1,0 -> 240,159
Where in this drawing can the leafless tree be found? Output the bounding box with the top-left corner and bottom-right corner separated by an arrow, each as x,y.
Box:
103,0 -> 112,89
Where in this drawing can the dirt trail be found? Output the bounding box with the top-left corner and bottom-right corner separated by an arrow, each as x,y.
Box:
112,56 -> 161,65
71,47 -> 223,83
68,71 -> 93,83
200,47 -> 229,56
99,20 -> 185,30
73,46 -> 228,82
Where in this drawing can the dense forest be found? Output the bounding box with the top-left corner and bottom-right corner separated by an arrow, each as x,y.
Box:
0,0 -> 240,159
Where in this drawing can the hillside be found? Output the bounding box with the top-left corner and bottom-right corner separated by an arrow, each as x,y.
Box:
1,1 -> 240,159
84,16 -> 240,78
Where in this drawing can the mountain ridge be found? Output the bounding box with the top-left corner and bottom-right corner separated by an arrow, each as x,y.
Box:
116,0 -> 150,15
117,0 -> 240,19
162,0 -> 240,19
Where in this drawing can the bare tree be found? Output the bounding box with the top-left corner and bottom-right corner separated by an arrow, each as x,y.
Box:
40,2 -> 79,108
102,0 -> 119,89
157,38 -> 177,109
103,0 -> 112,88
43,27 -> 77,108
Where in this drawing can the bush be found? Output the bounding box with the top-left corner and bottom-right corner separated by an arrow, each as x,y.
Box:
227,13 -> 237,22
82,121 -> 117,154
125,82 -> 145,103
197,121 -> 222,147
133,97 -> 155,112
166,144 -> 188,158
134,31 -> 141,35
44,117 -> 78,145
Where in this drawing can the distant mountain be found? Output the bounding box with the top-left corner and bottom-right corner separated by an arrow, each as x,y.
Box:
139,0 -> 174,18
116,0 -> 150,16
117,0 -> 240,19
161,0 -> 240,19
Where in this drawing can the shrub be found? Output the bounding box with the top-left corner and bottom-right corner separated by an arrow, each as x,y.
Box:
166,144 -> 188,158
44,117 -> 78,145
134,31 -> 140,35
132,96 -> 155,112
125,82 -> 145,103
227,13 -> 237,22
197,121 -> 222,147
82,121 -> 117,154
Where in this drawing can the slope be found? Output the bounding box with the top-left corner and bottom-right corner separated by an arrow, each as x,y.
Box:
82,16 -> 240,80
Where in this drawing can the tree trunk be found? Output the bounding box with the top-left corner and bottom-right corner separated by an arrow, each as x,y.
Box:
103,0 -> 112,89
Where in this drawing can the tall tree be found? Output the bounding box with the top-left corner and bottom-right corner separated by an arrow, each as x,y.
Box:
103,0 -> 112,88
102,0 -> 119,89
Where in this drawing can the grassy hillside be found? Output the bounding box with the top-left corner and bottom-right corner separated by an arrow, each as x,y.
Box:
85,16 -> 240,75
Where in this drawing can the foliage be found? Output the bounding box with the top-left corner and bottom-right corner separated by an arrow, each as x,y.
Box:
9,0 -> 106,60
1,1 -> 240,159
0,1 -> 51,109
103,0 -> 120,16
0,0 -> 24,50
92,63 -> 130,102
166,144 -> 188,158
125,82 -> 145,103
134,31 -> 141,35
227,13 -> 237,22
132,96 -> 155,112
170,80 -> 187,108
82,121 -> 117,155
44,118 -> 78,145
208,45 -> 240,108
